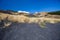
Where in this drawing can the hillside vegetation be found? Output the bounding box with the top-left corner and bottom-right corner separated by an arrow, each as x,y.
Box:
0,10 -> 60,28
48,11 -> 60,15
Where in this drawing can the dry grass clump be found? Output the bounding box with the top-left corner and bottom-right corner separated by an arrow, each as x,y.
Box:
8,15 -> 29,23
0,13 -> 10,20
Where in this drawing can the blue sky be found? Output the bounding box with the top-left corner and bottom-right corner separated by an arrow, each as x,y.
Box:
0,0 -> 60,13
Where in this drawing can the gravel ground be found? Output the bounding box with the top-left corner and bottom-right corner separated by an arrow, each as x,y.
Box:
0,22 -> 60,40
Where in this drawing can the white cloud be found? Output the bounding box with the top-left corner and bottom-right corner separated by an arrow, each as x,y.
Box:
35,12 -> 38,13
18,11 -> 30,13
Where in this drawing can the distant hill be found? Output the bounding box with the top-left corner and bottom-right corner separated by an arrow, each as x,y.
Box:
0,10 -> 60,15
0,10 -> 17,14
48,11 -> 60,15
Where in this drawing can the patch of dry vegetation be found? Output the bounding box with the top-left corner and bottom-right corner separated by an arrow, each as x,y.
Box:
0,12 -> 60,28
8,15 -> 29,23
0,13 -> 9,20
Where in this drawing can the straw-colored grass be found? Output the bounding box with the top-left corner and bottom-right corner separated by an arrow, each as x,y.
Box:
0,13 -> 60,28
